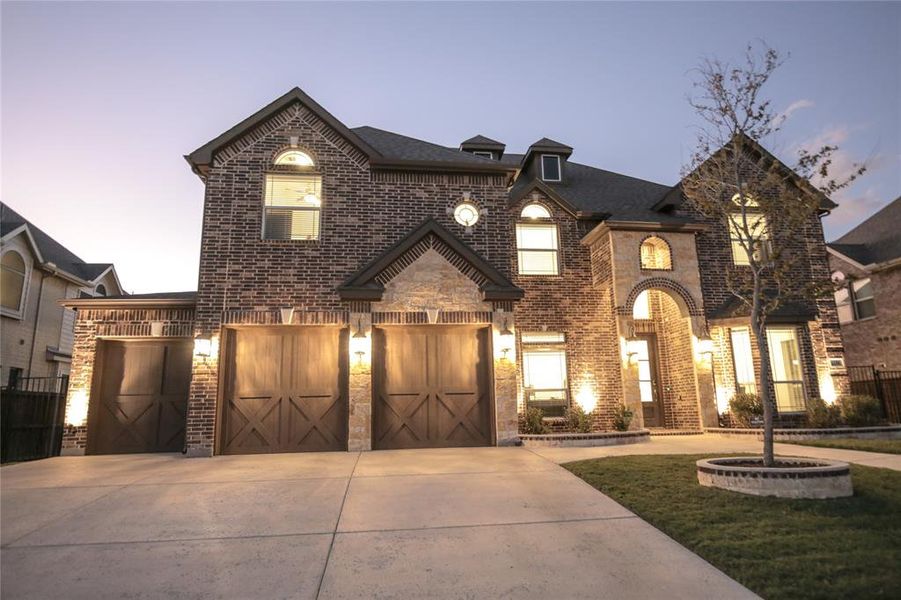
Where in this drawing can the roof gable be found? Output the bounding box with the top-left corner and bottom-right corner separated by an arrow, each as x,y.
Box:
338,219 -> 523,302
828,196 -> 901,265
186,87 -> 382,177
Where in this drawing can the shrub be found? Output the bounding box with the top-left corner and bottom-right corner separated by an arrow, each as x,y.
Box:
564,404 -> 592,433
806,397 -> 843,428
520,407 -> 547,434
838,395 -> 885,427
612,404 -> 634,432
729,393 -> 763,427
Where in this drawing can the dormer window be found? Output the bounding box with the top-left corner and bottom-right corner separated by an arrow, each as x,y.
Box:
472,151 -> 494,159
541,155 -> 561,182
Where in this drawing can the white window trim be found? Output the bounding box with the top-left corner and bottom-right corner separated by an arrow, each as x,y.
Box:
729,212 -> 770,266
851,278 -> 876,321
0,242 -> 32,320
540,154 -> 562,182
766,326 -> 807,413
261,173 -> 323,241
515,222 -> 560,276
472,151 -> 494,159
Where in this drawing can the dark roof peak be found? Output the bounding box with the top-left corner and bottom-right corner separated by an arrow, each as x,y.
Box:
461,134 -> 505,148
528,137 -> 573,152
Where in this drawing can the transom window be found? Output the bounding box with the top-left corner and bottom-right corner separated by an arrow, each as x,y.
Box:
521,331 -> 568,416
1,250 -> 27,314
273,149 -> 315,167
95,284 -> 107,297
521,203 -> 551,219
731,192 -> 759,208
766,327 -> 805,412
729,327 -> 757,395
729,213 -> 770,265
835,277 -> 875,323
633,290 -> 651,320
263,174 -> 322,240
540,155 -> 561,182
640,236 -> 672,270
516,223 -> 559,275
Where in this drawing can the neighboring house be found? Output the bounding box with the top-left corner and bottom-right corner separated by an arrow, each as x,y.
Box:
828,197 -> 901,369
59,87 -> 846,457
1,203 -> 123,384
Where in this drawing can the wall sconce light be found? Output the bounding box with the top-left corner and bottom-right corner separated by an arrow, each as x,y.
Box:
626,351 -> 638,366
194,337 -> 212,358
280,307 -> 296,325
501,347 -> 511,359
65,389 -> 90,427
354,350 -> 366,365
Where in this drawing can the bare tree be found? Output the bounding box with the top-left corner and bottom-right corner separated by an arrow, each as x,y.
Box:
681,43 -> 864,466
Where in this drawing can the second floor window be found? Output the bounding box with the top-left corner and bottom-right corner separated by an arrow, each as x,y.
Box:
835,277 -> 875,323
1,250 -> 27,314
516,222 -> 559,275
640,236 -> 672,270
729,213 -> 770,266
263,173 -> 322,240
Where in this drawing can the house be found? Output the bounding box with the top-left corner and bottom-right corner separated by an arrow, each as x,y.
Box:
1,203 -> 123,385
58,87 -> 846,456
828,197 -> 901,369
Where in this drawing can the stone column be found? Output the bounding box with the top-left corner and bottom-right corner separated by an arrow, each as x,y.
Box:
347,313 -> 372,451
493,312 -> 519,445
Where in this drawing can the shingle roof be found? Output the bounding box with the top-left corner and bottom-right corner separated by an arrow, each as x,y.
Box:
828,197 -> 901,265
352,126 -> 500,166
507,159 -> 678,223
1,203 -> 116,283
99,291 -> 197,301
460,134 -> 504,147
528,137 -> 573,152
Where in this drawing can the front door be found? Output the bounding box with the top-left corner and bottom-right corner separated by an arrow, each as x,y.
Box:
372,325 -> 493,450
634,334 -> 664,428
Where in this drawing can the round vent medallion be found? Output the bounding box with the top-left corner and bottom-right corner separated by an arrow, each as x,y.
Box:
453,202 -> 480,227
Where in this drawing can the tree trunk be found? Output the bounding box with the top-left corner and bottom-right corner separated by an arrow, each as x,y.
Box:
749,291 -> 775,466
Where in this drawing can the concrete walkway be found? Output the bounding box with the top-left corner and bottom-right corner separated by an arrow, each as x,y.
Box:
529,433 -> 901,471
1,447 -> 757,599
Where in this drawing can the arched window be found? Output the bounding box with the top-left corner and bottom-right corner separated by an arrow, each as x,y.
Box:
633,290 -> 651,319
732,192 -> 759,208
95,284 -> 107,297
521,203 -> 551,219
264,149 -> 322,241
640,237 -> 672,270
1,251 -> 28,313
273,149 -> 315,167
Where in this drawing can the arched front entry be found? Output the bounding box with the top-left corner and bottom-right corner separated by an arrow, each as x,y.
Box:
619,284 -> 711,430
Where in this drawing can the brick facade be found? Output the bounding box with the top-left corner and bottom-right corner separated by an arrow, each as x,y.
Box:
61,91 -> 850,455
61,306 -> 195,453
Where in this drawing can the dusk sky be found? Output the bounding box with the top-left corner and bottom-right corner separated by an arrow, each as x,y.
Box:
2,1 -> 899,293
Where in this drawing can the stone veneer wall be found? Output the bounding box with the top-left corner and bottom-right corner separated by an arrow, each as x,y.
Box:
61,305 -> 196,453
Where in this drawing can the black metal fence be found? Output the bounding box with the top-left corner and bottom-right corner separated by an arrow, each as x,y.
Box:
1,375 -> 69,463
847,366 -> 901,424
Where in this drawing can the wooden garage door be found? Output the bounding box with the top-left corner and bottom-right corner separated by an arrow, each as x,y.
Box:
373,325 -> 493,450
221,327 -> 348,454
88,339 -> 192,454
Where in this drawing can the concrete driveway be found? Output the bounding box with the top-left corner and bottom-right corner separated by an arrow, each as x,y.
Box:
1,447 -> 755,599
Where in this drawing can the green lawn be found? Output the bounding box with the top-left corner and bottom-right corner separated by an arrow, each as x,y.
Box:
787,438 -> 901,455
564,455 -> 901,599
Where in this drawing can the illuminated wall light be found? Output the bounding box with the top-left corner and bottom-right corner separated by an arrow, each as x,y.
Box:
693,336 -> 715,362
818,370 -> 837,404
715,387 -> 733,415
575,383 -> 597,413
493,316 -> 515,362
193,336 -> 220,361
349,318 -> 371,366
65,389 -> 89,426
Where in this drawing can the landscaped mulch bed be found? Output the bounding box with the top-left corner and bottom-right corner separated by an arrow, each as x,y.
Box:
564,454 -> 901,600
788,438 -> 901,455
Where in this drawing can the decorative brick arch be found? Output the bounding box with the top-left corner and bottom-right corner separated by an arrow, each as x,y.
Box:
620,277 -> 703,318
